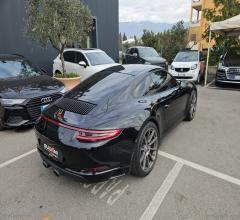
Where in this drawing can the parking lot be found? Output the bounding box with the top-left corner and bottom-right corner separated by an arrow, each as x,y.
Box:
1,86 -> 240,220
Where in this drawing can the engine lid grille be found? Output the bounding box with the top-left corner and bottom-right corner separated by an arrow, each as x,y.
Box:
54,98 -> 96,115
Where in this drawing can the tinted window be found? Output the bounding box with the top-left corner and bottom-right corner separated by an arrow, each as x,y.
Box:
133,75 -> 153,98
127,48 -> 134,55
85,52 -> 115,66
63,51 -> 75,63
159,74 -> 178,91
76,52 -> 88,65
174,51 -> 199,62
147,70 -> 178,95
65,66 -> 132,103
0,60 -> 41,79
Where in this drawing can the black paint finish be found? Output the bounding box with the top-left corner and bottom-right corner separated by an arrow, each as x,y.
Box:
35,65 -> 196,182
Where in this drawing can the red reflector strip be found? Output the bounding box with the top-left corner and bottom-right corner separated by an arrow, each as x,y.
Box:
42,115 -> 122,142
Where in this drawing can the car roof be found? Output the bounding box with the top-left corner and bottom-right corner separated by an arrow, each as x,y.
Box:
121,64 -> 160,76
129,46 -> 153,49
64,48 -> 103,54
0,54 -> 25,60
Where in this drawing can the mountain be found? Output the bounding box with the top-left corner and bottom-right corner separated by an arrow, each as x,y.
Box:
120,21 -> 188,38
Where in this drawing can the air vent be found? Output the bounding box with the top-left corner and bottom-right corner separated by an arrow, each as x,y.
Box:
54,98 -> 96,115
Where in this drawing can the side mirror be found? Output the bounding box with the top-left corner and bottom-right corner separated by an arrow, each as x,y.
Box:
79,61 -> 87,68
132,53 -> 138,58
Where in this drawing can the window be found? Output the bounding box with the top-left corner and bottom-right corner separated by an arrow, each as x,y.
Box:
133,70 -> 178,98
191,34 -> 197,42
174,51 -> 199,62
138,47 -> 159,57
149,70 -> 178,95
127,48 -> 135,55
63,51 -> 75,63
132,75 -> 153,98
76,52 -> 88,65
0,59 -> 41,79
85,52 -> 115,66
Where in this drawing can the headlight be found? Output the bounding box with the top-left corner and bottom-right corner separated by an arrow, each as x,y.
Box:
144,61 -> 151,65
218,63 -> 229,72
60,87 -> 68,94
0,99 -> 26,106
170,65 -> 175,70
191,64 -> 198,70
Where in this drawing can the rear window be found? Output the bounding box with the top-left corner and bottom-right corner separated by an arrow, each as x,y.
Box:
65,66 -> 132,103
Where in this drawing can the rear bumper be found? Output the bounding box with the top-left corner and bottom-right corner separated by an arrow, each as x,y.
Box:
39,150 -> 127,182
35,127 -> 133,182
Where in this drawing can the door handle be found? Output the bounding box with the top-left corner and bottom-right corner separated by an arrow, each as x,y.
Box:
164,104 -> 170,109
138,100 -> 147,103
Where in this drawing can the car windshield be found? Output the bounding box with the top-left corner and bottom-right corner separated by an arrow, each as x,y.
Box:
138,48 -> 159,57
0,59 -> 41,79
224,48 -> 240,66
174,51 -> 199,62
85,52 -> 115,66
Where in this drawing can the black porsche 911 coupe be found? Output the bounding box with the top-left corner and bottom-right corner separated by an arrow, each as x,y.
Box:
35,65 -> 197,182
0,54 -> 65,130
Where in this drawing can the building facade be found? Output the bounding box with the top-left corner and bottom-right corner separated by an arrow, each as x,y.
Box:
0,0 -> 119,73
188,0 -> 215,51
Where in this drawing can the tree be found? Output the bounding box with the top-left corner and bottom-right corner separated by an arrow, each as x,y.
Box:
123,33 -> 127,41
141,21 -> 188,63
25,0 -> 93,75
203,0 -> 240,64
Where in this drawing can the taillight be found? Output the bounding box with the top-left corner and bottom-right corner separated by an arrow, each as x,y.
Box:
75,129 -> 122,142
42,115 -> 122,142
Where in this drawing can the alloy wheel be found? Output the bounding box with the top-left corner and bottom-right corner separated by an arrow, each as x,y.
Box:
190,92 -> 197,118
139,127 -> 158,172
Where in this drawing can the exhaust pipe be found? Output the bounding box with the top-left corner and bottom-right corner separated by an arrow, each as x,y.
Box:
53,169 -> 60,177
42,160 -> 50,168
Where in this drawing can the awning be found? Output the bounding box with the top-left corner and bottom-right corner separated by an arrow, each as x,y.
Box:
210,14 -> 240,36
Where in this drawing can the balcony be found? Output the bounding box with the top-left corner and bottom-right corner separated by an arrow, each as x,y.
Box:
192,0 -> 202,10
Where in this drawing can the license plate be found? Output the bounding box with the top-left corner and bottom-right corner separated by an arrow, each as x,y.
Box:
179,73 -> 186,77
42,143 -> 63,162
40,104 -> 49,112
235,75 -> 240,80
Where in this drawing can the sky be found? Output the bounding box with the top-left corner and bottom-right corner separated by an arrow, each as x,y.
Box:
119,0 -> 191,23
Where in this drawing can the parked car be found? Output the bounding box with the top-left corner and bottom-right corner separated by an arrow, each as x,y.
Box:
169,50 -> 204,84
216,47 -> 240,86
35,64 -> 197,182
122,46 -> 168,70
53,48 -> 120,81
0,54 -> 66,130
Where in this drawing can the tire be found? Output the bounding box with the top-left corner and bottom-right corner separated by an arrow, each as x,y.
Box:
0,118 -> 5,131
185,90 -> 197,121
131,122 -> 160,177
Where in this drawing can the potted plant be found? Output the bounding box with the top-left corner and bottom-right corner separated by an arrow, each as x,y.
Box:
25,0 -> 93,90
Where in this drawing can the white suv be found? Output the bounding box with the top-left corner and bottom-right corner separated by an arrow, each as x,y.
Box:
53,49 -> 120,81
169,50 -> 204,83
